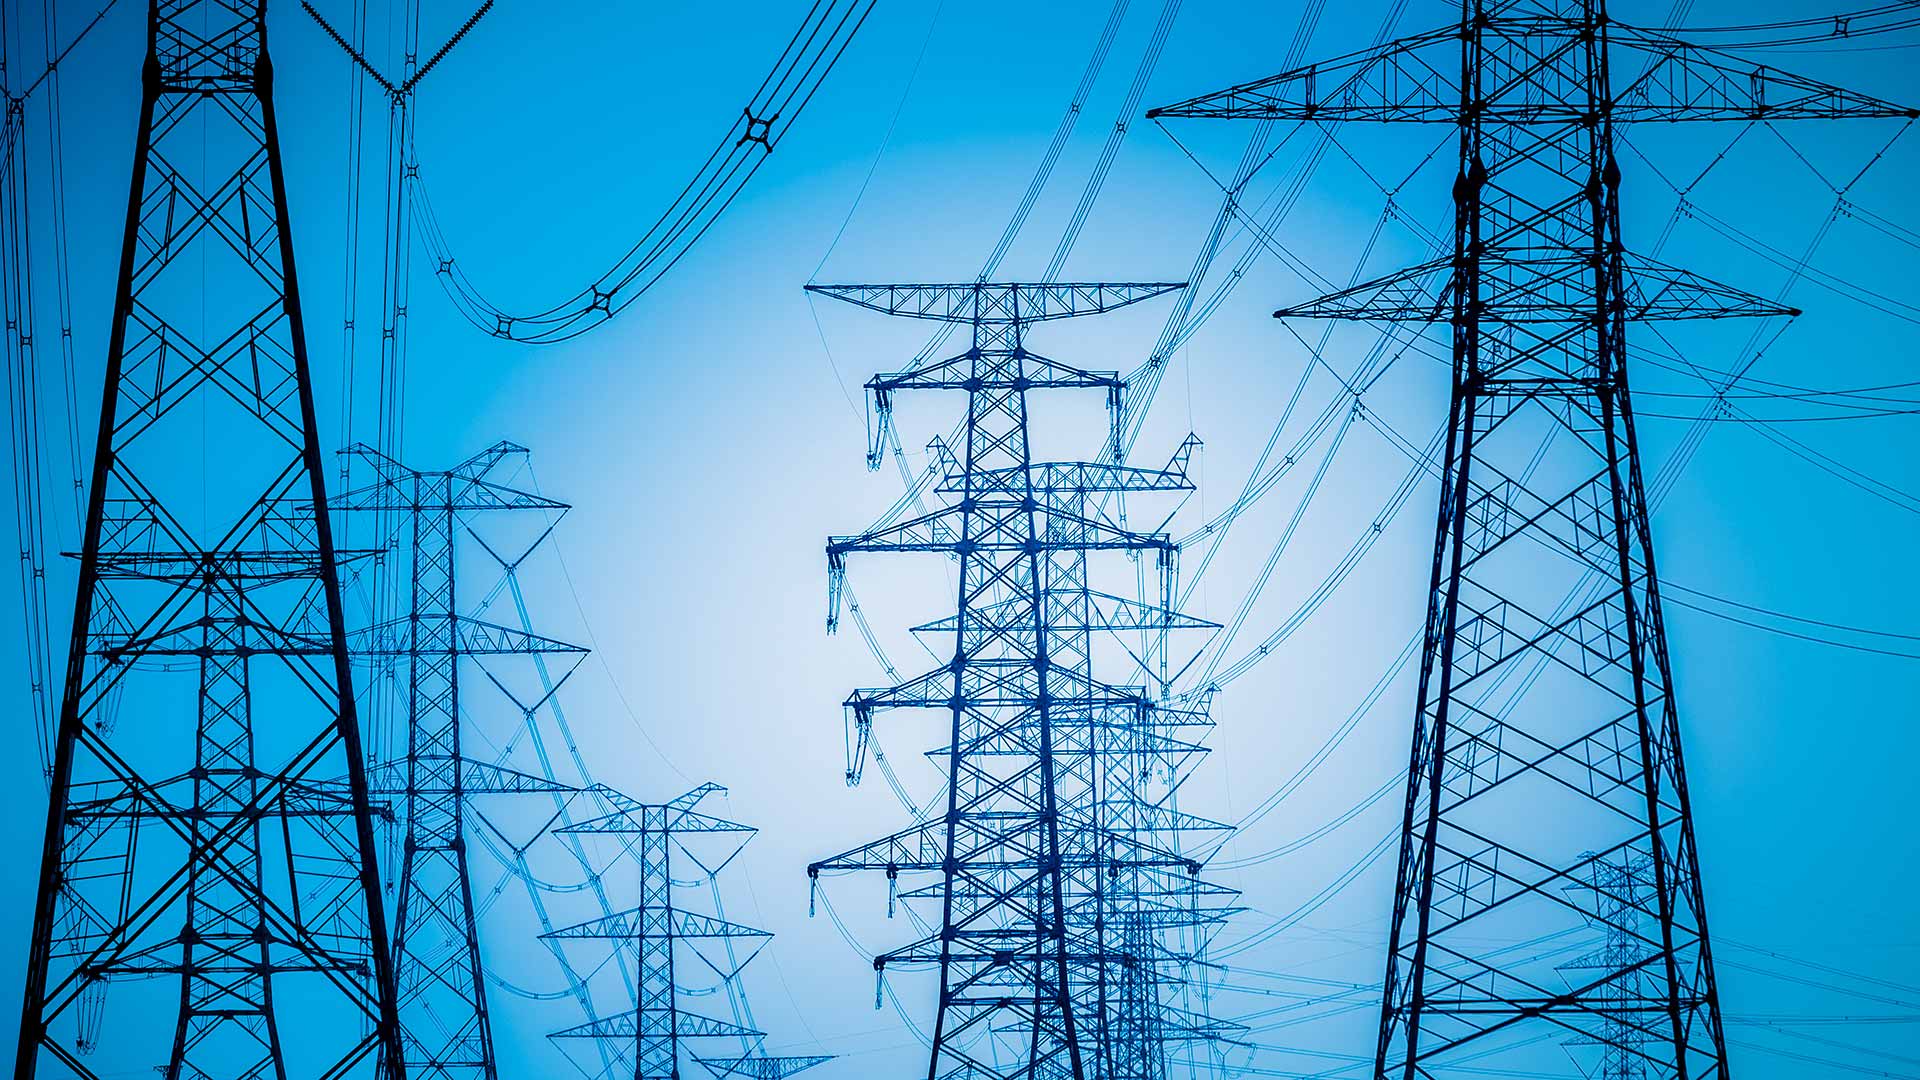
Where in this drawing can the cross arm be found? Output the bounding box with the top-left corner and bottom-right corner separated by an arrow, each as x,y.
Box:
1150,18 -> 1916,124
807,282 -> 1185,323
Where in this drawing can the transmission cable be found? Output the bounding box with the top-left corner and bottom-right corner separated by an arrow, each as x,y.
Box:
1656,0 -> 1920,34
415,0 -> 876,344
0,95 -> 55,779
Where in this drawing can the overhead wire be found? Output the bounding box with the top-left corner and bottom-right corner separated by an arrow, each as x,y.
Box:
0,46 -> 56,782
1116,84 -> 1459,689
332,0 -> 371,490
415,0 -> 878,344
1045,0 -> 1186,277
1172,204 -> 1410,604
1117,0 -> 1420,462
1648,0 -> 1920,50
0,0 -> 109,790
1728,400 -> 1920,515
35,0 -> 81,538
1107,113 -> 1449,684
1192,398 -> 1359,689
1652,0 -> 1920,34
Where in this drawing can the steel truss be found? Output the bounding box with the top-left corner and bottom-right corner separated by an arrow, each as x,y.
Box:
807,282 -> 1237,1080
334,441 -> 578,1079
16,3 -> 402,1076
1150,4 -> 1915,1079
547,785 -> 831,1080
335,442 -> 827,1080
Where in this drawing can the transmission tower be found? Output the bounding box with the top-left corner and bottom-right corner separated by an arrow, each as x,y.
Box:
806,282 -> 1234,1079
914,432 -> 1241,1080
1560,857 -> 1655,1080
545,784 -> 831,1080
15,2 -> 403,1077
332,441 -> 820,1079
1150,3 -> 1916,1078
333,441 -> 583,1079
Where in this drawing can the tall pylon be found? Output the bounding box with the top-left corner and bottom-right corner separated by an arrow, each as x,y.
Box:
333,442 -> 580,1079
15,3 -> 403,1077
806,282 -> 1232,1079
1150,5 -> 1916,1078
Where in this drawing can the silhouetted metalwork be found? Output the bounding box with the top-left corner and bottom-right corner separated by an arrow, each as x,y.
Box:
15,3 -> 403,1076
807,282 -> 1237,1079
1151,4 -> 1916,1079
334,442 -> 578,1079
301,0 -> 495,469
331,442 -> 824,1080
546,785 -> 830,1080
1561,856 -> 1656,1080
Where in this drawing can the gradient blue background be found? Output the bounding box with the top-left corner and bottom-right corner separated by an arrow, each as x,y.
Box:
0,0 -> 1916,1076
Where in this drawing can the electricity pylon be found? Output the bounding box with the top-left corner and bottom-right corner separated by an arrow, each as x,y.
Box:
806,282 -> 1232,1079
335,442 -> 820,1080
545,784 -> 831,1080
914,432 -> 1240,1080
15,2 -> 402,1077
1150,4 -> 1917,1078
1560,857 -> 1655,1080
333,442 -> 581,1079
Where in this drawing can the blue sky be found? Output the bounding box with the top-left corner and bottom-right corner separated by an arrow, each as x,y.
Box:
1,0 -> 1917,1076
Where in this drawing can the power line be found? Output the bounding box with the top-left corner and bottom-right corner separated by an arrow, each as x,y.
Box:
416,1 -> 877,344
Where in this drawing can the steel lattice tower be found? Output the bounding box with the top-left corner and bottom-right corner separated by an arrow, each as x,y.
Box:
335,442 -> 821,1080
15,2 -> 403,1076
1560,857 -> 1655,1080
333,442 -> 580,1079
912,435 -> 1237,1080
1150,4 -> 1915,1078
806,282 -> 1231,1080
545,785 -> 831,1080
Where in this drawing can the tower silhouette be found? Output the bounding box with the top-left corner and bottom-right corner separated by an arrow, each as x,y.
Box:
807,282 -> 1231,1079
334,442 -> 826,1080
1150,3 -> 1915,1077
547,784 -> 831,1080
15,2 -> 402,1076
334,441 -> 580,1079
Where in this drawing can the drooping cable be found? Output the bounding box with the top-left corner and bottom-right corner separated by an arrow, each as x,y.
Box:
416,0 -> 877,344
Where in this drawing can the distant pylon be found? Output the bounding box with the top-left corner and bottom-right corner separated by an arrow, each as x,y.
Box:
15,2 -> 402,1076
333,442 -> 580,1079
1151,4 -> 1916,1078
1560,857 -> 1655,1080
544,784 -> 831,1080
336,442 -> 819,1080
806,282 -> 1233,1079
